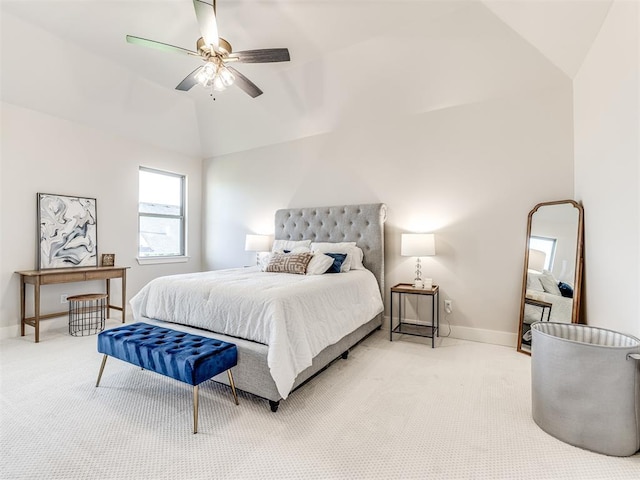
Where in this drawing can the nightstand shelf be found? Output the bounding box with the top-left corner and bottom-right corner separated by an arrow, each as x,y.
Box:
524,297 -> 552,322
390,283 -> 440,348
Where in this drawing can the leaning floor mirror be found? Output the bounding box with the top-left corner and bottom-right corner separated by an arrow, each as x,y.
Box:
517,200 -> 584,354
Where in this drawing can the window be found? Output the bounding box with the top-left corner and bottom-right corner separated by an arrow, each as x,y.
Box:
529,236 -> 556,271
138,167 -> 185,259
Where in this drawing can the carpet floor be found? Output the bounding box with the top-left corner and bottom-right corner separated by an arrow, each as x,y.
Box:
1,320 -> 639,479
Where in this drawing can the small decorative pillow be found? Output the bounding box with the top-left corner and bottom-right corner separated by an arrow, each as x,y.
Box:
558,282 -> 574,298
272,239 -> 312,253
324,253 -> 348,274
265,252 -> 313,275
306,253 -> 335,275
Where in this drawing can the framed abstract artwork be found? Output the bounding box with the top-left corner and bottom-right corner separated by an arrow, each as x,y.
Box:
37,193 -> 98,269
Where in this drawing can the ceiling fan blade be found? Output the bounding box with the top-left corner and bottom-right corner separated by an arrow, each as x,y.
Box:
193,0 -> 219,51
228,67 -> 263,98
227,48 -> 290,64
176,66 -> 204,91
126,35 -> 199,57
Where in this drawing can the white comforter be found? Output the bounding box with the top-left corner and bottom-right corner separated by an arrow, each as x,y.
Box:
130,267 -> 383,398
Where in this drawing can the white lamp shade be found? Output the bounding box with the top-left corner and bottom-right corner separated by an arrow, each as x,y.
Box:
528,248 -> 546,272
245,234 -> 272,252
401,233 -> 436,257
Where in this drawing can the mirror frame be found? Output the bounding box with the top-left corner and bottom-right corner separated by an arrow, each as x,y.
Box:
517,200 -> 584,355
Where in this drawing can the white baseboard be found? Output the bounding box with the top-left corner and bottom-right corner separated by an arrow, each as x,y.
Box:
0,316 -> 69,340
446,325 -> 517,347
0,315 -> 133,341
4,315 -> 517,349
384,315 -> 517,348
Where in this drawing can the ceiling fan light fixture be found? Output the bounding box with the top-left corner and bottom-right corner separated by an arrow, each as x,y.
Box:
195,62 -> 216,86
212,74 -> 227,91
127,1 -> 290,98
218,66 -> 235,87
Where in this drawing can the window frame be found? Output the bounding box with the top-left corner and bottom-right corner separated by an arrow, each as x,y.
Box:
137,166 -> 188,264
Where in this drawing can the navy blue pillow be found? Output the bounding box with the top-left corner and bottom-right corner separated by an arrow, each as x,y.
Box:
558,282 -> 574,298
324,253 -> 347,274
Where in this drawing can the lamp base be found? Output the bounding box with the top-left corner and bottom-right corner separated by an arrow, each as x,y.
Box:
413,278 -> 433,289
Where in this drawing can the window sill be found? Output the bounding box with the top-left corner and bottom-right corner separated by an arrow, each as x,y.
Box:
137,256 -> 190,266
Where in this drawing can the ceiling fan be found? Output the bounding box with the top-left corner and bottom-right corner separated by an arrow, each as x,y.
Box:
126,0 -> 290,98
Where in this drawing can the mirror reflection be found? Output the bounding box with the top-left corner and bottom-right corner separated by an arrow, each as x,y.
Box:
518,200 -> 584,354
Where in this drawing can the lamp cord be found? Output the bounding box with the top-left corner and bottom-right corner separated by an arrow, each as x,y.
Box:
441,309 -> 452,338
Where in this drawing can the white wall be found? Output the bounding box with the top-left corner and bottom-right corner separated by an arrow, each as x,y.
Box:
0,103 -> 203,339
199,0 -> 580,346
0,10 -> 202,158
204,84 -> 574,345
574,0 -> 639,336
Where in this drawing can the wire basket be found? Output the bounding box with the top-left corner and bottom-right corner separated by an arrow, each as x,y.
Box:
68,293 -> 107,336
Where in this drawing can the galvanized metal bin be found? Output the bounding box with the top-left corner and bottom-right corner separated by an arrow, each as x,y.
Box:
531,322 -> 640,456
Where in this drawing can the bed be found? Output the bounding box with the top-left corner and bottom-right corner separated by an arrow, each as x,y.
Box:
130,203 -> 386,411
524,269 -> 574,324
521,269 -> 574,348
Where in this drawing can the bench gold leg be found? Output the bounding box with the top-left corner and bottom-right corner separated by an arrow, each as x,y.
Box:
227,370 -> 239,405
96,355 -> 108,387
193,385 -> 199,434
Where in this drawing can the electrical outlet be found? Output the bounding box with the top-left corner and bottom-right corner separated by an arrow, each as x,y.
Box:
60,294 -> 69,304
444,299 -> 453,314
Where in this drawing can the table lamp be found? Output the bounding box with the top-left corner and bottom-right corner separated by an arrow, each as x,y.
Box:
245,234 -> 272,265
528,249 -> 546,273
401,233 -> 436,289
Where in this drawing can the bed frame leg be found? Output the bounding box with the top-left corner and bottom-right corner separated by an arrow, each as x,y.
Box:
341,350 -> 349,359
269,400 -> 280,412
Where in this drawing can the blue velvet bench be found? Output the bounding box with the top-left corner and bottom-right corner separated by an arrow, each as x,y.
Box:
96,322 -> 238,433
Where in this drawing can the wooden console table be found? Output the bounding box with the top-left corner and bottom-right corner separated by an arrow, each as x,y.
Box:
15,266 -> 129,343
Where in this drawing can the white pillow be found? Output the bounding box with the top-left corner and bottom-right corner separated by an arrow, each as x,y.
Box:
259,253 -> 273,271
349,246 -> 365,270
310,242 -> 357,272
289,246 -> 312,254
306,253 -> 335,275
539,273 -> 562,296
527,271 -> 545,292
272,239 -> 312,253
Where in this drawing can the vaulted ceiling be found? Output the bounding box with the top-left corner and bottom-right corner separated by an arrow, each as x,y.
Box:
1,1 -> 613,158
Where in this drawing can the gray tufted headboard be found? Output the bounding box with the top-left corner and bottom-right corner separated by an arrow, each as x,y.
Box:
274,203 -> 387,297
